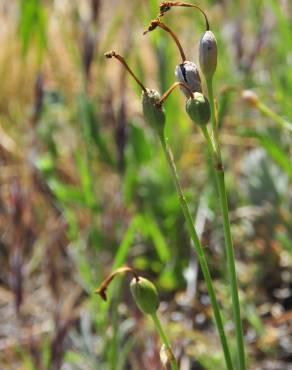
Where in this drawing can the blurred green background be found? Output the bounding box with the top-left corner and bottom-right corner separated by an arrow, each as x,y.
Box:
0,0 -> 291,369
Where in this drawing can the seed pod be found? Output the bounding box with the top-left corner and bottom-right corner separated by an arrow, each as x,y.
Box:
142,89 -> 166,137
186,92 -> 210,126
199,30 -> 217,79
130,277 -> 159,315
175,61 -> 202,98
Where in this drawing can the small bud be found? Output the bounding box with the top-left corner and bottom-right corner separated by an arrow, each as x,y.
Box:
175,61 -> 202,98
186,92 -> 210,126
199,30 -> 217,79
241,90 -> 259,107
142,89 -> 166,137
130,277 -> 159,315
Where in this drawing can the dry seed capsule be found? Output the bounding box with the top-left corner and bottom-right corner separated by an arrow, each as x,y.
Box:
175,61 -> 202,98
142,89 -> 166,137
199,30 -> 217,79
130,277 -> 159,315
186,92 -> 210,126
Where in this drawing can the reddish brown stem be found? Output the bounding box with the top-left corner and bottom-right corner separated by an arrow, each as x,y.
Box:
95,266 -> 139,301
159,1 -> 210,30
157,81 -> 194,106
105,51 -> 147,92
144,18 -> 186,62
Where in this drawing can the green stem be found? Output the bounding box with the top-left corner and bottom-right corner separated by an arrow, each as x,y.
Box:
257,102 -> 292,133
216,169 -> 246,370
159,135 -> 234,370
206,78 -> 217,136
205,80 -> 246,370
151,312 -> 179,370
201,125 -> 216,155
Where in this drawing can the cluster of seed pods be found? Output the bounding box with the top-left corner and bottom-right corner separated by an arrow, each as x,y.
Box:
158,2 -> 217,126
101,5 -> 235,370
105,1 -> 218,139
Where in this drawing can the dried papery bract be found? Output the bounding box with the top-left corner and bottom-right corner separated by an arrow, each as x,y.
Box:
175,61 -> 202,97
159,1 -> 210,31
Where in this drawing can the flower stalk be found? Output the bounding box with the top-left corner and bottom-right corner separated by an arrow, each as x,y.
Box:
151,311 -> 179,370
159,3 -> 246,366
159,134 -> 234,370
204,74 -> 246,370
104,50 -> 234,370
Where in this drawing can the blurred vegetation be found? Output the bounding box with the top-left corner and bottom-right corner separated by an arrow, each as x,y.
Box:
0,0 -> 291,369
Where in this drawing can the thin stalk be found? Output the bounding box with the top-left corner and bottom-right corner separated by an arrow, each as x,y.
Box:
151,312 -> 179,370
257,102 -> 292,133
144,19 -> 186,62
206,80 -> 246,370
159,2 -> 210,30
201,125 -> 216,155
104,51 -> 147,92
206,78 -> 218,139
157,81 -> 194,106
159,135 -> 234,370
216,169 -> 245,370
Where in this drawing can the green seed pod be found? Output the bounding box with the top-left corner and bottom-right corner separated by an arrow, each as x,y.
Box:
142,89 -> 166,137
130,277 -> 159,315
186,92 -> 210,126
199,30 -> 217,79
175,61 -> 202,98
